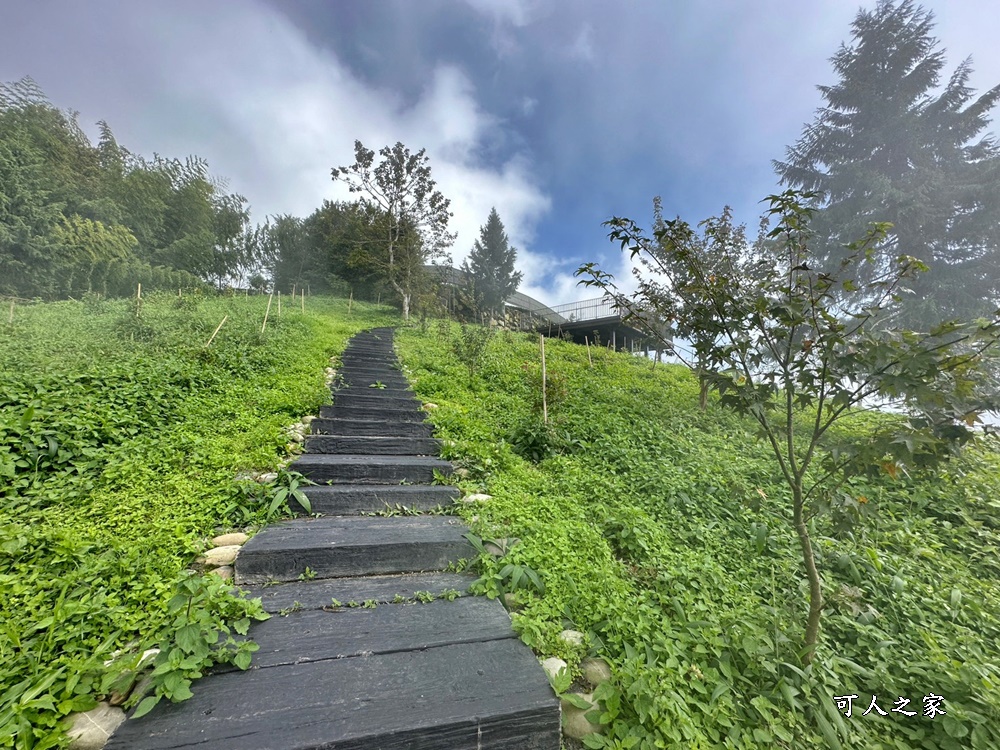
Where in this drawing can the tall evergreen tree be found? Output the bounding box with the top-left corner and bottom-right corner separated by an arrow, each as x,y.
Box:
463,207 -> 523,320
774,0 -> 1000,327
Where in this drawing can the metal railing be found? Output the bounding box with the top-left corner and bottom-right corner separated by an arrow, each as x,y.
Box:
549,296 -> 618,323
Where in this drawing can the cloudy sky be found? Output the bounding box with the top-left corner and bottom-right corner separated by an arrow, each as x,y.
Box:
2,0 -> 997,304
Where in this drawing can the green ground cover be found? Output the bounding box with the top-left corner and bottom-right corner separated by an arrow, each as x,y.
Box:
397,323 -> 1000,749
0,293 -> 397,748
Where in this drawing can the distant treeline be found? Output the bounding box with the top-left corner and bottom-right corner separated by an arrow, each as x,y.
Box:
0,78 -> 412,304
0,78 -> 257,298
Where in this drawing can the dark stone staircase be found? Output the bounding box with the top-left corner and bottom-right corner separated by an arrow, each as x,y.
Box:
107,327 -> 560,749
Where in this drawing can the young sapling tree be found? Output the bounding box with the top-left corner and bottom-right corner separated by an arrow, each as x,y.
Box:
578,190 -> 1000,664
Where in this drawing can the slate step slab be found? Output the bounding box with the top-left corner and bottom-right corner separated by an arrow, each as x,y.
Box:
304,435 -> 441,455
331,393 -> 423,410
244,571 -> 475,613
319,405 -> 428,422
292,453 -> 451,483
336,365 -> 409,379
341,351 -> 395,359
310,417 -> 434,437
293,483 -> 460,515
225,597 -> 515,670
234,516 -> 471,583
337,372 -> 411,388
106,639 -> 560,750
330,385 -> 415,398
339,352 -> 400,364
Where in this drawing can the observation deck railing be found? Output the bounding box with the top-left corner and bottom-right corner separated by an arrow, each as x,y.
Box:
548,296 -> 618,323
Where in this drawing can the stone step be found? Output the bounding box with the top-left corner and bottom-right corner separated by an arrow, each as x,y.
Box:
336,363 -> 406,376
319,405 -> 429,422
337,372 -> 411,389
234,516 -> 471,583
331,385 -> 415,399
310,417 -> 434,437
332,392 -> 423,410
330,385 -> 421,403
304,435 -> 441,455
292,454 -> 451,483
340,351 -> 399,363
293,484 -> 460,514
226,597 -> 515,671
340,352 -> 400,372
244,571 -> 475,612
106,637 -> 560,749
341,346 -> 397,354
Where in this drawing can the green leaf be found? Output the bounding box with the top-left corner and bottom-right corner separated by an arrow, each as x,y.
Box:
132,696 -> 161,719
562,693 -> 593,710
234,650 -> 253,670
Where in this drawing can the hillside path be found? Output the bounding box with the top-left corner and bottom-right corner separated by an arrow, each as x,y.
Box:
106,326 -> 560,749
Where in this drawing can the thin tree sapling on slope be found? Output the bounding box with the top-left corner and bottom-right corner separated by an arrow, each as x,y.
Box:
578,190 -> 1000,664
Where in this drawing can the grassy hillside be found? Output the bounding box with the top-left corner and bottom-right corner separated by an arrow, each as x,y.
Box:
397,323 -> 1000,749
0,293 -> 397,748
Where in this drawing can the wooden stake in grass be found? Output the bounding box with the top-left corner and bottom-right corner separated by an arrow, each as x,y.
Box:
277,291 -> 281,316
585,335 -> 593,367
301,288 -> 305,313
204,315 -> 228,347
540,334 -> 548,425
261,292 -> 274,333
348,289 -> 353,315
8,300 -> 14,325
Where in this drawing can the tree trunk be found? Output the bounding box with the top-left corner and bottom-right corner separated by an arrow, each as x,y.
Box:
793,486 -> 823,664
698,372 -> 708,411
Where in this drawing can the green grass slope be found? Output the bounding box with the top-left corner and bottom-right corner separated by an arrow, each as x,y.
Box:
397,323 -> 1000,749
0,293 -> 397,748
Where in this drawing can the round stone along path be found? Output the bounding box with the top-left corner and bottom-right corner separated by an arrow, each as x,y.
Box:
106,327 -> 560,749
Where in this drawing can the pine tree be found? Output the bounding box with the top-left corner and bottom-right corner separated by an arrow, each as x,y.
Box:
463,207 -> 523,320
774,0 -> 1000,327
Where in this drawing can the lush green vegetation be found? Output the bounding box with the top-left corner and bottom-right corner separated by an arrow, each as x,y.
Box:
0,293 -> 396,748
0,78 -> 260,300
397,323 -> 1000,749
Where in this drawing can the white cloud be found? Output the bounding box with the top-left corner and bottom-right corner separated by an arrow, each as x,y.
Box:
568,24 -> 595,62
462,0 -> 534,27
16,0 -> 555,291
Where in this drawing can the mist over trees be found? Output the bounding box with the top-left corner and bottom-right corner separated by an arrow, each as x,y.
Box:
462,207 -> 523,320
0,77 -> 266,299
0,79 -> 517,320
775,0 -> 1000,328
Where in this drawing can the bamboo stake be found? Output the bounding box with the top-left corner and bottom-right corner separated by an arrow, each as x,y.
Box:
301,288 -> 305,313
348,289 -> 353,315
204,315 -> 228,347
8,300 -> 14,325
261,293 -> 274,333
277,291 -> 281,316
137,283 -> 141,300
540,334 -> 548,425
585,335 -> 593,367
